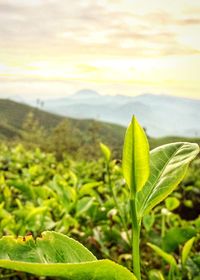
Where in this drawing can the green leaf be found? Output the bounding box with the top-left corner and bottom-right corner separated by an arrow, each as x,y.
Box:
76,197 -> 95,217
100,142 -> 111,162
0,231 -> 136,280
182,236 -> 196,266
147,243 -> 177,268
137,142 -> 199,218
143,214 -> 155,232
148,269 -> 165,280
79,181 -> 102,197
0,231 -> 96,263
122,116 -> 149,195
163,226 -> 196,252
165,197 -> 180,211
0,260 -> 136,280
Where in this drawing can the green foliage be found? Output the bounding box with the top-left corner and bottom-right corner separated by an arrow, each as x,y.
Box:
147,242 -> 177,267
21,112 -> 47,149
0,231 -> 96,262
136,142 -> 199,219
182,237 -> 196,266
143,214 -> 155,232
148,270 -> 165,280
165,197 -> 180,211
148,236 -> 197,279
100,142 -> 111,162
0,232 -> 136,280
0,115 -> 199,280
122,117 -> 199,280
123,116 -> 149,195
163,226 -> 196,252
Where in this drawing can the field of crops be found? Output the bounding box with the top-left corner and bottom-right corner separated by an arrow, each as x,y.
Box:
0,119 -> 200,280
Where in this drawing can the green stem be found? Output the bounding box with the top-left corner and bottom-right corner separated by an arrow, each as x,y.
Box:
161,213 -> 166,240
161,212 -> 166,271
106,163 -> 131,244
168,266 -> 175,280
130,198 -> 141,280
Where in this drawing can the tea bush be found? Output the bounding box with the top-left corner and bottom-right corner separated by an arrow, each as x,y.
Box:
0,118 -> 199,279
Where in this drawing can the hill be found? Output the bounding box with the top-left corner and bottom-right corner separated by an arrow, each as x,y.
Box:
0,98 -> 62,130
0,99 -> 199,160
0,99 -> 125,159
23,90 -> 200,138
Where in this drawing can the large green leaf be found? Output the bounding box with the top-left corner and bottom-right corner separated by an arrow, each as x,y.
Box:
123,116 -> 149,195
136,142 -> 199,218
0,260 -> 136,280
0,231 -> 136,280
0,231 -> 96,263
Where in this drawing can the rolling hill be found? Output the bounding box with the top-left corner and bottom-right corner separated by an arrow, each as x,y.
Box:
0,99 -> 125,157
0,98 -> 199,160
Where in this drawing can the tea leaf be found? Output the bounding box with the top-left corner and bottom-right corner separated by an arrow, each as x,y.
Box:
137,142 -> 199,218
123,116 -> 149,195
147,243 -> 177,268
100,142 -> 111,162
0,231 -> 136,280
143,214 -> 155,232
148,269 -> 165,280
0,260 -> 136,280
163,226 -> 196,252
165,197 -> 180,211
0,231 -> 96,263
182,236 -> 195,266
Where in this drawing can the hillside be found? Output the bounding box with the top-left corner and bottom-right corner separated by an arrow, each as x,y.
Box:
0,99 -> 199,160
0,99 -> 62,131
0,99 -> 125,158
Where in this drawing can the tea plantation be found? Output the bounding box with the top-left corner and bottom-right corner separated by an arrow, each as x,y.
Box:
0,141 -> 199,279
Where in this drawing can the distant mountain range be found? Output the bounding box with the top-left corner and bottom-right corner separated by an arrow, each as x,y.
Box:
9,90 -> 200,137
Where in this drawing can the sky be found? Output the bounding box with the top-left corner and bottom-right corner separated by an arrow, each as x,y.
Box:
0,0 -> 200,100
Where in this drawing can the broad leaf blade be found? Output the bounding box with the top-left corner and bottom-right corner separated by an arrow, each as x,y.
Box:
0,260 -> 136,280
0,231 -> 96,263
123,116 -> 149,194
0,231 -> 136,280
137,142 -> 199,218
147,243 -> 177,268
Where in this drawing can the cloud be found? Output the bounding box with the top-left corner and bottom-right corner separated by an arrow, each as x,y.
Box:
177,18 -> 200,25
0,0 -> 199,59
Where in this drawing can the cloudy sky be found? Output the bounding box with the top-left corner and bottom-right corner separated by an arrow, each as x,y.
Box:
0,0 -> 200,99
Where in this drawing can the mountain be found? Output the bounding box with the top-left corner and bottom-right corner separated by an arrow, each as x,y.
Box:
22,90 -> 200,137
1,99 -> 199,160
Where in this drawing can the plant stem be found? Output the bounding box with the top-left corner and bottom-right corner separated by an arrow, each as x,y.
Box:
161,212 -> 166,271
161,212 -> 166,240
130,198 -> 141,280
106,163 -> 131,244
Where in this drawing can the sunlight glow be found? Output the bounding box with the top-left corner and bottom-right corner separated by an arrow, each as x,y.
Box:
0,0 -> 199,99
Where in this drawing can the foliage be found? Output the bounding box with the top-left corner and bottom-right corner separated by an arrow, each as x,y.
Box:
0,232 -> 136,280
0,116 -> 199,279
